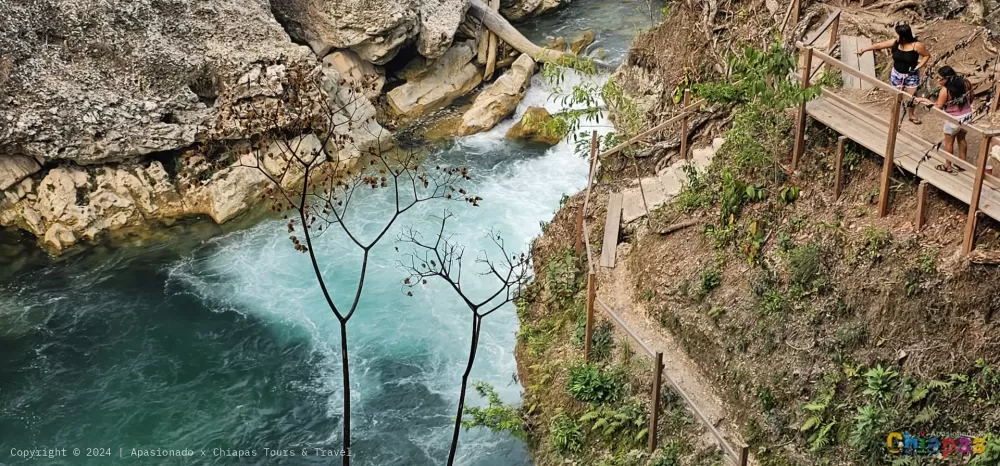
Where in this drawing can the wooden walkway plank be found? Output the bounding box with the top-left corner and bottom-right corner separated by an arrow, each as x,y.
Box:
855,37 -> 876,90
600,193 -> 624,268
806,97 -> 1000,222
839,36 -> 861,89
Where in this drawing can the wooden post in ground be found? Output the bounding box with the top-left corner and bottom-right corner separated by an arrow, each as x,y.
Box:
738,446 -> 750,466
916,181 -> 928,231
834,136 -> 846,200
963,135 -> 993,254
992,67 -> 1000,115
680,89 -> 691,160
791,47 -> 813,171
790,0 -> 801,28
648,351 -> 663,453
575,206 -> 584,256
878,93 -> 904,217
584,271 -> 596,361
826,13 -> 840,52
484,0 -> 500,79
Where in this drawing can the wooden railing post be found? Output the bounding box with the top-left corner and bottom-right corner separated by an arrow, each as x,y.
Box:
992,68 -> 1000,115
574,206 -> 584,256
916,181 -> 928,231
790,0 -> 801,28
680,89 -> 691,160
878,93 -> 904,217
834,136 -> 845,200
738,445 -> 750,466
584,271 -> 596,361
792,46 -> 813,171
826,12 -> 840,52
964,135 -> 993,254
648,351 -> 663,453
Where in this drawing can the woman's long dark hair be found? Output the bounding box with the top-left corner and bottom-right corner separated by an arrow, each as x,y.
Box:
939,66 -> 968,101
895,24 -> 917,44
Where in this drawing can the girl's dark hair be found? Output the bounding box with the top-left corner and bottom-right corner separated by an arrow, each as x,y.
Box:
895,24 -> 917,44
939,66 -> 967,100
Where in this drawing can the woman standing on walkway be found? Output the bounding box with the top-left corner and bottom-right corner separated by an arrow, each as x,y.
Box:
857,24 -> 931,124
917,66 -> 974,172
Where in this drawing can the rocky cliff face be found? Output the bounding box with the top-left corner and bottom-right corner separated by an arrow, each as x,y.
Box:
0,0 -> 445,251
0,0 -> 560,252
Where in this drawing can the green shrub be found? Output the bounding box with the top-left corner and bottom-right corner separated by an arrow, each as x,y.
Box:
578,401 -> 649,447
550,411 -> 583,454
862,365 -> 898,400
699,267 -> 722,293
788,242 -> 825,293
462,382 -> 526,440
568,363 -> 621,403
862,227 -> 892,262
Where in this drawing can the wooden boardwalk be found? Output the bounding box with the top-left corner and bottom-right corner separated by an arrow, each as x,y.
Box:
838,35 -> 875,90
806,96 -> 1000,221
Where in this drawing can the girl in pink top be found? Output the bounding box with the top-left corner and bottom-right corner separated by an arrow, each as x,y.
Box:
918,66 -> 973,173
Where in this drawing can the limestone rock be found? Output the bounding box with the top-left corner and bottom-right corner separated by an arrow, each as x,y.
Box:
323,50 -> 386,100
457,54 -> 536,136
387,41 -> 484,120
0,154 -> 40,190
0,0 -> 313,166
547,37 -> 567,51
271,0 -> 468,63
506,107 -> 564,145
570,30 -> 596,55
501,0 -> 566,19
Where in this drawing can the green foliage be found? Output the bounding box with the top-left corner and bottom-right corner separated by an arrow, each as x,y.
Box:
778,186 -> 800,204
800,382 -> 838,453
677,164 -> 714,212
699,267 -> 722,294
758,288 -> 787,316
546,247 -> 580,308
568,364 -> 621,403
849,404 -> 887,455
650,441 -> 687,466
578,401 -> 649,448
462,382 -> 527,440
904,247 -> 938,296
862,227 -> 892,262
550,411 -> 584,454
814,70 -> 844,88
714,102 -> 793,181
694,41 -> 820,108
970,434 -> 1000,465
575,320 -> 615,361
719,168 -> 766,224
862,365 -> 899,400
788,242 -> 826,294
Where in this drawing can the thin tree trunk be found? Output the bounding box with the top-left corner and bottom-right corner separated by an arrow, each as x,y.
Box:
340,321 -> 352,466
447,315 -> 481,466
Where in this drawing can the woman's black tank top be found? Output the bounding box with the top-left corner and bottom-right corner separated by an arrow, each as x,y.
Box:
892,42 -> 919,74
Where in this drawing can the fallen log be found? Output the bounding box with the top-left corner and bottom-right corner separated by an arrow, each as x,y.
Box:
485,0 -> 500,79
968,249 -> 1000,265
468,0 -> 575,64
655,220 -> 700,235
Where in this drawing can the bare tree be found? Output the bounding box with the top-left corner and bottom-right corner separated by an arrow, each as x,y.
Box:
222,63 -> 483,465
398,213 -> 531,465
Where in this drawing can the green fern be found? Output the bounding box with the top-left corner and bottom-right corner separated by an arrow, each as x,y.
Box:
809,422 -> 835,452
913,405 -> 938,424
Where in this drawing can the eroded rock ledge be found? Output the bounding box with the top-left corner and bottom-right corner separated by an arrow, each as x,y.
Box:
0,0 -> 567,252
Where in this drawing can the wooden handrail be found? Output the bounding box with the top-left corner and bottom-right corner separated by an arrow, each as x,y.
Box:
819,87 -> 1000,190
599,98 -> 707,159
595,298 -> 654,357
804,9 -> 841,46
575,97 -> 749,466
797,44 -> 992,136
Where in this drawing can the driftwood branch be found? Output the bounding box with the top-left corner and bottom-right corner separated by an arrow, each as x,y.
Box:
655,220 -> 700,235
968,249 -> 1000,265
467,0 -> 574,63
